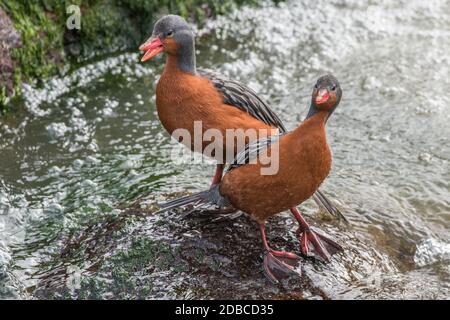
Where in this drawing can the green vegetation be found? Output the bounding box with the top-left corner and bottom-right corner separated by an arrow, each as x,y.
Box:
0,0 -> 259,113
57,237 -> 187,299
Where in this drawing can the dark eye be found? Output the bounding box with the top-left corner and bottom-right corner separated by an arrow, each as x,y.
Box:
166,30 -> 174,37
331,85 -> 336,91
314,83 -> 319,89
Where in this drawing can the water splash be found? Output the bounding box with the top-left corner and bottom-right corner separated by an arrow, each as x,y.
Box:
414,238 -> 450,267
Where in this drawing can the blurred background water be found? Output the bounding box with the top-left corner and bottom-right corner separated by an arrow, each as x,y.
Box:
0,0 -> 449,299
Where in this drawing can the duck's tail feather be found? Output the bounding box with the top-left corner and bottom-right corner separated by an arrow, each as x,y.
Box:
157,187 -> 346,222
313,189 -> 348,223
155,185 -> 232,214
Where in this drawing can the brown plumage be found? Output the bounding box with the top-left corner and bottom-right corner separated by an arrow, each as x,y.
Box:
156,55 -> 277,161
220,111 -> 331,222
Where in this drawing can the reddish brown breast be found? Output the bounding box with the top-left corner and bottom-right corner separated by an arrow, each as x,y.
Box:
219,111 -> 332,222
155,55 -> 277,161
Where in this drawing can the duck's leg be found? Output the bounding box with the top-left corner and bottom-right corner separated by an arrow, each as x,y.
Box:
259,223 -> 300,283
290,207 -> 343,262
210,164 -> 224,186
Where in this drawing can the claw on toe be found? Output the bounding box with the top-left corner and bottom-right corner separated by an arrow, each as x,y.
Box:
263,251 -> 301,283
299,228 -> 343,263
291,207 -> 343,263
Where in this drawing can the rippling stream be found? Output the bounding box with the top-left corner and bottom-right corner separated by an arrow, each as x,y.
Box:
0,0 -> 449,299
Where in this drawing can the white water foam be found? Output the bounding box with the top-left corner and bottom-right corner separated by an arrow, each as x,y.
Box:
414,238 -> 450,267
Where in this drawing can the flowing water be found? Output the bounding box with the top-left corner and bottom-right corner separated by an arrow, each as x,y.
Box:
1,0 -> 449,299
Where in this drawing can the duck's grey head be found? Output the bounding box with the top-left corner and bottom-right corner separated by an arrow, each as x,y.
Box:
139,15 -> 196,73
307,74 -> 342,120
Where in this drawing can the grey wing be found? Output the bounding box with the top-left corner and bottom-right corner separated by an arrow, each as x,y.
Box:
198,68 -> 287,133
226,133 -> 285,172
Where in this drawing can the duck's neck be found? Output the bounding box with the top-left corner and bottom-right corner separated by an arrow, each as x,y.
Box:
306,104 -> 324,120
289,109 -> 328,144
286,109 -> 330,178
303,109 -> 328,129
165,42 -> 196,75
305,102 -> 337,123
290,108 -> 329,143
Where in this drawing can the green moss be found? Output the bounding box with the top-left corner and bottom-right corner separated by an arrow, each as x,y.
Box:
1,1 -> 65,83
72,237 -> 187,299
0,88 -> 6,108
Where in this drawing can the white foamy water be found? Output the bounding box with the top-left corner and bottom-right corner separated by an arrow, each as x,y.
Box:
414,238 -> 450,267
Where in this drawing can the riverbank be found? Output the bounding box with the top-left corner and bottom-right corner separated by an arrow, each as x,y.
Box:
0,0 -> 258,113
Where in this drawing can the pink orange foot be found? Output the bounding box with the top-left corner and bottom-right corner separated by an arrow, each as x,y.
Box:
298,228 -> 343,262
291,207 -> 343,262
259,224 -> 301,283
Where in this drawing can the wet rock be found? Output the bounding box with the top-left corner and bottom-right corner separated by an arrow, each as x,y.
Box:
31,196 -> 327,300
0,8 -> 22,97
17,191 -> 450,300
